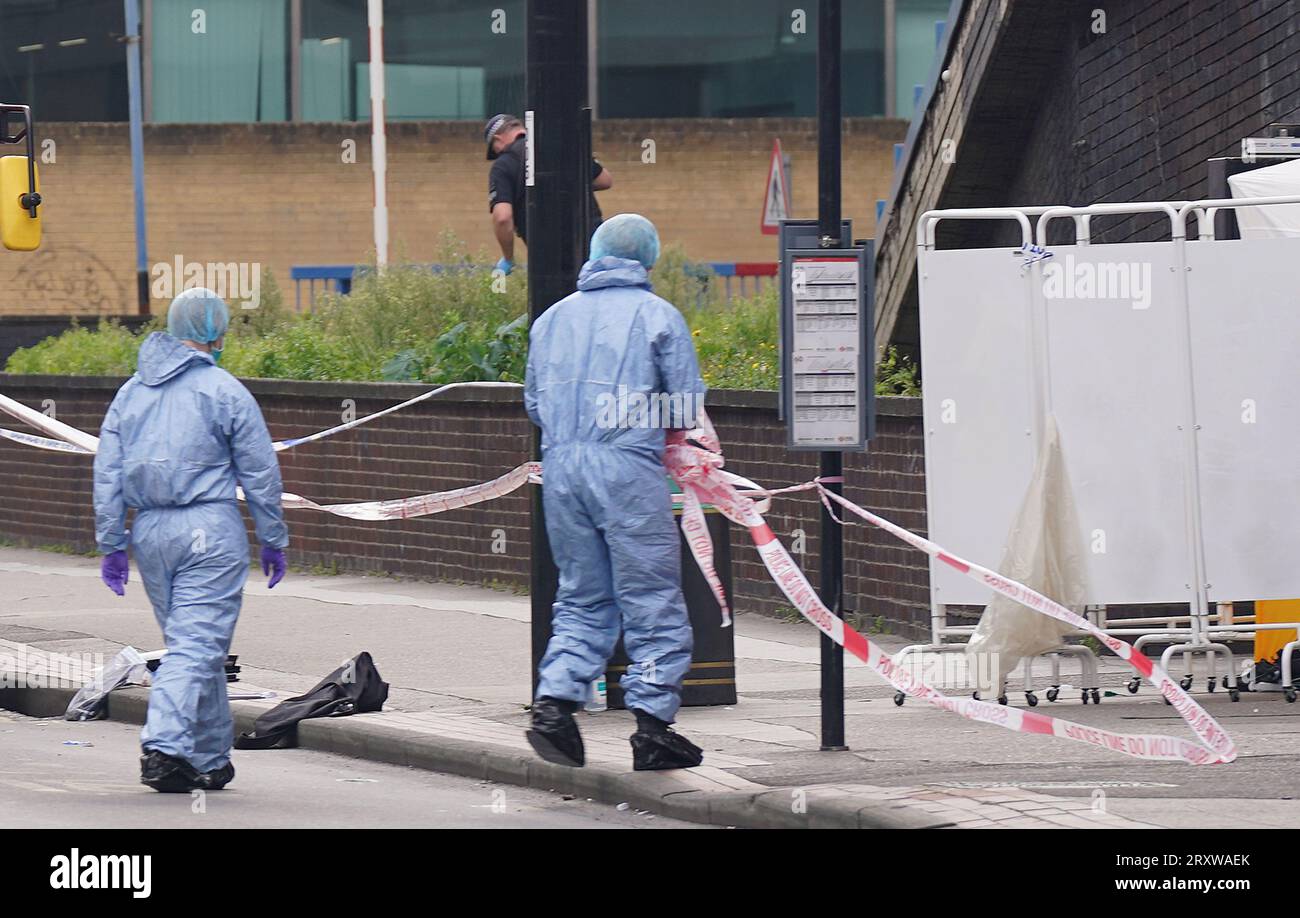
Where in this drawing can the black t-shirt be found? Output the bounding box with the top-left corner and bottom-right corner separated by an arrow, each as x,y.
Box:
488,134 -> 604,244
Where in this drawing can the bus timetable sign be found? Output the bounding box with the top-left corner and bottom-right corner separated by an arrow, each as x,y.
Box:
780,245 -> 874,451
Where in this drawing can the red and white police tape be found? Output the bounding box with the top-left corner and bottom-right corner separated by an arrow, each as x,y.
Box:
0,386 -> 1237,764
662,416 -> 1235,765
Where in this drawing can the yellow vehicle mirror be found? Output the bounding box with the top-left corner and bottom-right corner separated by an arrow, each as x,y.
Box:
1,155 -> 40,251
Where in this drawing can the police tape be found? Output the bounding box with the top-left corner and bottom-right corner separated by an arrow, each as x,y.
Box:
0,387 -> 1240,763
817,483 -> 1236,763
276,462 -> 540,519
0,391 -> 98,451
662,426 -> 1236,766
271,381 -> 523,452
0,420 -> 767,526
0,426 -> 91,453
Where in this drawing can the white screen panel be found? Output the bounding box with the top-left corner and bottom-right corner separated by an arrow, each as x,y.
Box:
1188,237 -> 1300,600
919,247 -> 1035,606
920,243 -> 1196,606
1038,243 -> 1193,603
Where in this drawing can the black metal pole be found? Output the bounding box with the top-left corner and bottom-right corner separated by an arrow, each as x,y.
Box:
817,0 -> 847,751
526,0 -> 588,695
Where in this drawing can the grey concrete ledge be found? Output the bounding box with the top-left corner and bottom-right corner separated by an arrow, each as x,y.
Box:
0,681 -> 949,830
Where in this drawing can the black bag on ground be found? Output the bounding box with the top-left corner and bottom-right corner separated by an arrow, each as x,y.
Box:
234,652 -> 389,750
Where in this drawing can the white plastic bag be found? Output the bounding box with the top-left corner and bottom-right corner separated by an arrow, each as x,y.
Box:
64,646 -> 150,721
966,416 -> 1089,695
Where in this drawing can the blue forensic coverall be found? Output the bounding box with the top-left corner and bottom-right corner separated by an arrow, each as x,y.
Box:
93,332 -> 287,773
526,255 -> 708,723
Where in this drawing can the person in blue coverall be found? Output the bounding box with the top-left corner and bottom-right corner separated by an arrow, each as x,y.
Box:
525,213 -> 707,771
93,287 -> 288,793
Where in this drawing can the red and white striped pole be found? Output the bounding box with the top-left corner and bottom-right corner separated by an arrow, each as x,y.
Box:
368,0 -> 389,268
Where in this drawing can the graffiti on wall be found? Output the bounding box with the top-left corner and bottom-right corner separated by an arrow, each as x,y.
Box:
8,247 -> 128,314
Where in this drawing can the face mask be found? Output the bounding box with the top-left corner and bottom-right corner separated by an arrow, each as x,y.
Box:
210,345 -> 223,364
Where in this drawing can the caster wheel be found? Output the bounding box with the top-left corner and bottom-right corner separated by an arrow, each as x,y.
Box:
997,694 -> 1008,706
1026,692 -> 1038,707
1127,677 -> 1141,694
1081,690 -> 1089,705
972,691 -> 980,701
1180,676 -> 1193,691
1228,688 -> 1241,702
1285,687 -> 1297,704
1207,677 -> 1217,692
1046,688 -> 1059,703
893,691 -> 905,707
1091,689 -> 1101,704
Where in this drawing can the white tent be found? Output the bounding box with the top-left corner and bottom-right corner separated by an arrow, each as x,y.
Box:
1228,156 -> 1300,237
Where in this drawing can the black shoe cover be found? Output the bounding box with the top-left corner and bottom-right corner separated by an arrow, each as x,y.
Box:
631,728 -> 704,771
140,749 -> 203,793
526,697 -> 585,767
198,762 -> 235,790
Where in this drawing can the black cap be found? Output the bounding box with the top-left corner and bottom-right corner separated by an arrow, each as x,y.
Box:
484,113 -> 514,160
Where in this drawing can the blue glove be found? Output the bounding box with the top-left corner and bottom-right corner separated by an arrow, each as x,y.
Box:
494,257 -> 513,276
101,550 -> 129,596
261,546 -> 286,589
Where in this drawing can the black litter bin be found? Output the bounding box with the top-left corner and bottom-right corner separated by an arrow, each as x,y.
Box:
604,501 -> 737,709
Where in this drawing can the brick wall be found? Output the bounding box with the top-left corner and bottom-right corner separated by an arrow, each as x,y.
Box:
0,375 -> 932,639
877,0 -> 1300,349
0,117 -> 906,317
1044,0 -> 1300,244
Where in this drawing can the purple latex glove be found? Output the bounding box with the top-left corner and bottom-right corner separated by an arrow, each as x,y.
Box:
261,546 -> 286,589
101,550 -> 129,596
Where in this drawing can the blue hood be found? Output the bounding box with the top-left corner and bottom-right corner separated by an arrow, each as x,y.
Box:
135,331 -> 214,386
577,256 -> 650,291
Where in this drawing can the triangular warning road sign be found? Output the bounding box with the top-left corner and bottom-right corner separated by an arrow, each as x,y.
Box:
761,139 -> 791,235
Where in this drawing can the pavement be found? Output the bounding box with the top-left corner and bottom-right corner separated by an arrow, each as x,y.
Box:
1,544 -> 1298,829
0,708 -> 704,828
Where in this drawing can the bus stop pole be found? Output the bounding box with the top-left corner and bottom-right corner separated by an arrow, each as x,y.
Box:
123,0 -> 149,315
816,0 -> 847,751
526,1 -> 588,692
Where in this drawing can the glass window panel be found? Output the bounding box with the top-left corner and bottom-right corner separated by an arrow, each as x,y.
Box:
599,0 -> 883,118
301,0 -> 367,121
302,37 -> 353,121
895,0 -> 950,117
151,0 -> 289,122
0,0 -> 128,122
304,0 -> 522,122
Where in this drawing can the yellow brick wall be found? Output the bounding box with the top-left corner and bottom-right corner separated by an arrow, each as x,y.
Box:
0,118 -> 905,316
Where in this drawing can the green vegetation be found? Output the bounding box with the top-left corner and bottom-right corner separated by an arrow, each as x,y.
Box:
4,235 -> 921,395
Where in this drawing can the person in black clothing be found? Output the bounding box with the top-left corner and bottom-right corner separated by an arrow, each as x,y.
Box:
485,113 -> 612,275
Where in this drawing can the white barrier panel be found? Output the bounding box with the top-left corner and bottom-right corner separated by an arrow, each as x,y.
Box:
922,229 -> 1300,609
922,243 -> 1195,606
1187,237 -> 1300,600
1040,242 -> 1191,604
918,247 -> 1034,607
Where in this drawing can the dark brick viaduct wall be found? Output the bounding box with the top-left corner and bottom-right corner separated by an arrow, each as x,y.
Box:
0,376 -> 933,639
990,0 -> 1300,247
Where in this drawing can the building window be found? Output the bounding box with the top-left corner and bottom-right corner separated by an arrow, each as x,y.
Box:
302,0 -> 523,122
895,0 -> 949,117
598,0 -> 885,118
0,0 -> 128,122
300,0 -> 367,121
150,0 -> 289,123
